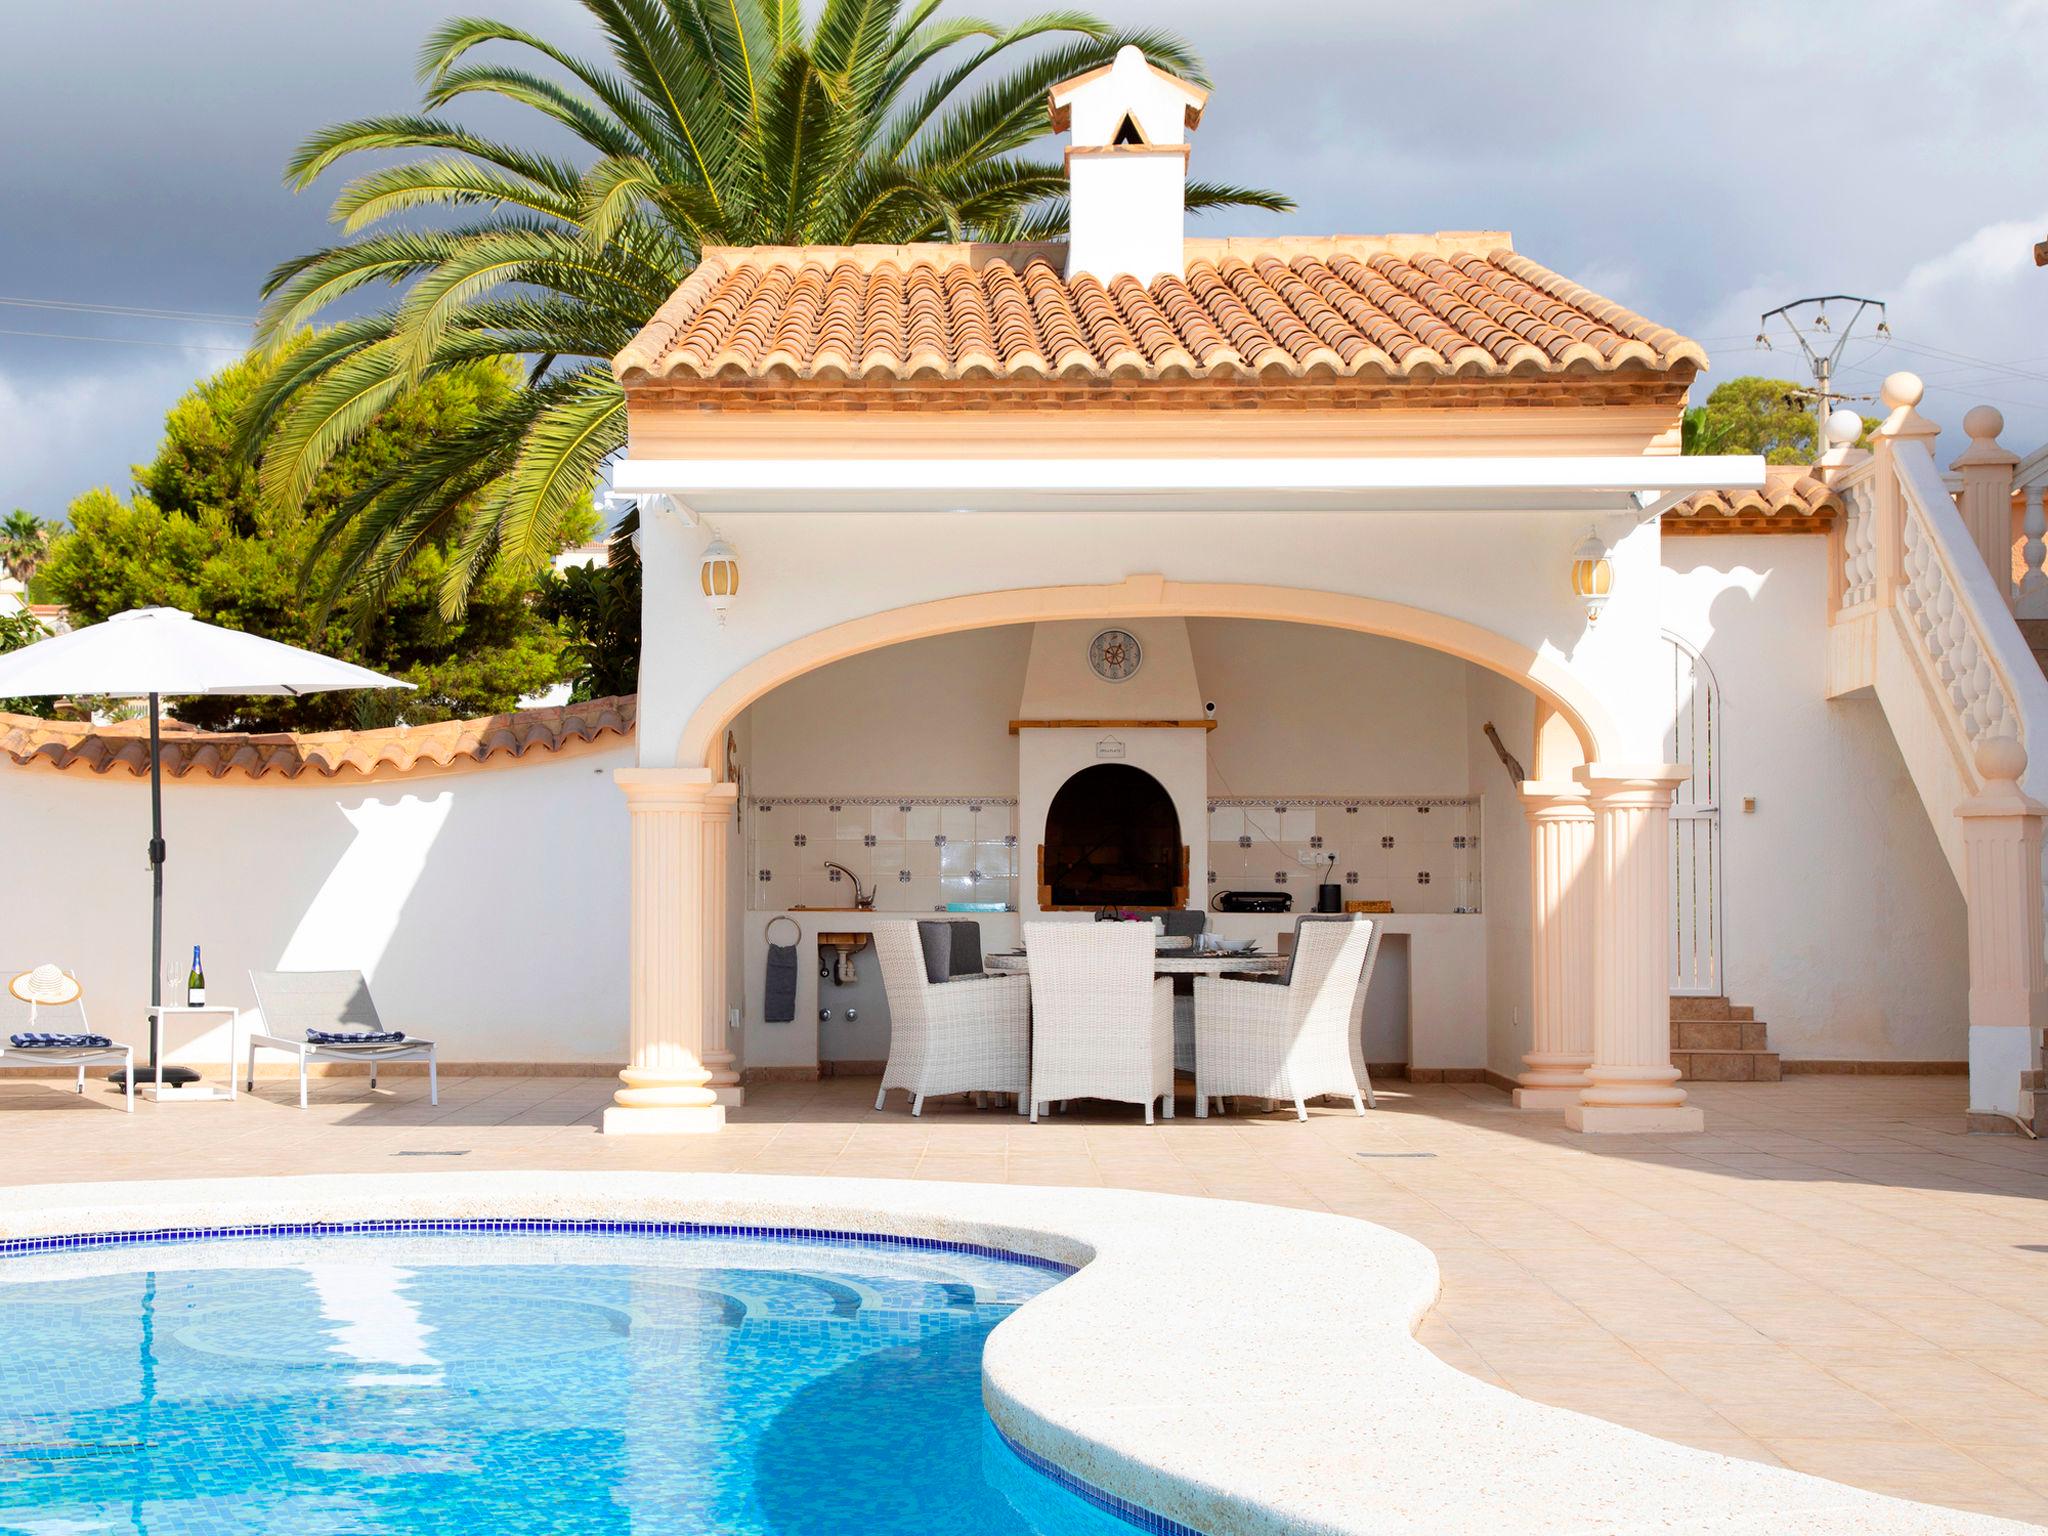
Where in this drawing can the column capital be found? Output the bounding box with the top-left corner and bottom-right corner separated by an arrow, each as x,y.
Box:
616,766 -> 721,809
1519,780 -> 1592,820
1573,763 -> 1689,806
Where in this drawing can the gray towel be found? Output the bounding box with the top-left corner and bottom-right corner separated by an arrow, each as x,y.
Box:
764,943 -> 799,1023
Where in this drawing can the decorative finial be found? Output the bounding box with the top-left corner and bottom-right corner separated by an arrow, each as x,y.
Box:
1962,404 -> 2005,443
1974,732 -> 2028,786
1880,371 -> 1924,412
1824,408 -> 1863,448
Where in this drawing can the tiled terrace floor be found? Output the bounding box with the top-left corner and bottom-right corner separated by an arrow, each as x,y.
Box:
2,1071 -> 2046,1524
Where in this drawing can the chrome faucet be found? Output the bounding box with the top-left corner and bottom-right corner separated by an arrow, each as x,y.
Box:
822,861 -> 873,910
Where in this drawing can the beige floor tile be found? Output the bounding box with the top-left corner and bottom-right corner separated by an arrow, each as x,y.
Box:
6,1071 -> 2048,1520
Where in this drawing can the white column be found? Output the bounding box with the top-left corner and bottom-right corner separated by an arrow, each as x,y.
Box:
1514,783 -> 1595,1108
698,785 -> 743,1107
1565,765 -> 1704,1134
603,768 -> 727,1135
1958,736 -> 2048,1124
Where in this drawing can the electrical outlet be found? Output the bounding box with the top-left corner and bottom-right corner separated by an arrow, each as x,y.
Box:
1297,849 -> 1331,867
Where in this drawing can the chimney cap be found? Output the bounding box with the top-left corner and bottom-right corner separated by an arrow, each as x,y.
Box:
1048,45 -> 1209,136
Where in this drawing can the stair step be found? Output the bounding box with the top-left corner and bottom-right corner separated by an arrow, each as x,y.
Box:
1673,1050 -> 1782,1084
1669,1021 -> 1771,1051
1670,996 -> 1733,1022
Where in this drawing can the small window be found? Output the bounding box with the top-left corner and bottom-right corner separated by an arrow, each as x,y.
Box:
1111,113 -> 1145,146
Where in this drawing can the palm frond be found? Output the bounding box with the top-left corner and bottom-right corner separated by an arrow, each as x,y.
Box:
1185,179 -> 1296,216
285,114 -> 582,195
331,158 -> 582,233
262,0 -> 1291,620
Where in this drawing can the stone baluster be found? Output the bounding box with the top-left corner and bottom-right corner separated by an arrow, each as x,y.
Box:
1958,735 -> 2048,1124
2020,484 -> 2048,617
1514,784 -> 1595,1108
1565,766 -> 1704,1134
605,768 -> 728,1135
1949,405 -> 2021,607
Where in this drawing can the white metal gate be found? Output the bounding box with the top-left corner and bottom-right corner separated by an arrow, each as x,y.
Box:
1663,633 -> 1723,996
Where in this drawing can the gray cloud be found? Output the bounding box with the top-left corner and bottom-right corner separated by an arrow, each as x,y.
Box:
4,0 -> 2045,517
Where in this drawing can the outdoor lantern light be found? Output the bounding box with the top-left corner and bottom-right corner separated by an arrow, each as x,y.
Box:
1570,528 -> 1613,623
700,536 -> 739,621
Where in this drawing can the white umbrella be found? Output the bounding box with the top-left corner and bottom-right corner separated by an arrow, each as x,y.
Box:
0,607 -> 412,1083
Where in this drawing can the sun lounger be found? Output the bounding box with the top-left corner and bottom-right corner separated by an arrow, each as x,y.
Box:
246,970 -> 437,1108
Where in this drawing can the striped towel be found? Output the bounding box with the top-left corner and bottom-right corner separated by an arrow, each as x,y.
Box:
10,1033 -> 113,1049
306,1029 -> 407,1045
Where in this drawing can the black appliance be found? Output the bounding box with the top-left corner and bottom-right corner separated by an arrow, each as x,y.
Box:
1211,890 -> 1292,914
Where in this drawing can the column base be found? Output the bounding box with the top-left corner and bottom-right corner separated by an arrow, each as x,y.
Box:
1512,1085 -> 1586,1109
1564,1102 -> 1704,1134
602,1103 -> 727,1136
710,1085 -> 746,1108
1968,1024 -> 2035,1117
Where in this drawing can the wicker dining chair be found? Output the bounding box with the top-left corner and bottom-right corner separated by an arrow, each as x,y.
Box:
872,922 -> 1031,1116
1023,922 -> 1174,1124
1194,916 -> 1375,1120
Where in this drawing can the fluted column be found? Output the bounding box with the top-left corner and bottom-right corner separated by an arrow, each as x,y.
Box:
1514,783 -> 1595,1108
1565,766 -> 1704,1134
1958,736 -> 2048,1122
604,768 -> 726,1136
698,785 -> 743,1107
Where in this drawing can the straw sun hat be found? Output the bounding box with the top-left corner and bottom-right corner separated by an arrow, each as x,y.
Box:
8,965 -> 82,1007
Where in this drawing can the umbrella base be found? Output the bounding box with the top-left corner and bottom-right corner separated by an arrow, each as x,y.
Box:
108,1064 -> 201,1088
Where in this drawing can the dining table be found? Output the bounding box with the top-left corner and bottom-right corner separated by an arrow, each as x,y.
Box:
983,950 -> 1285,978
984,945 -> 1285,1075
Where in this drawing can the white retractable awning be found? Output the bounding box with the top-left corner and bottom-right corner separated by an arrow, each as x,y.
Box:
610,454 -> 1766,518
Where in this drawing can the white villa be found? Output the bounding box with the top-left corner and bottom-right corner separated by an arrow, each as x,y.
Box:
4,48 -> 2044,1142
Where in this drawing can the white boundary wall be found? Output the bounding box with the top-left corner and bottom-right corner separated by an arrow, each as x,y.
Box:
0,744 -> 634,1068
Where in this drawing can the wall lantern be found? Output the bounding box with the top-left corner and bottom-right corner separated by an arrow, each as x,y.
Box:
1570,528 -> 1613,624
700,535 -> 740,622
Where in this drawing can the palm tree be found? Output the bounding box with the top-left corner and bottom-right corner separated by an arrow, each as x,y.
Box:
0,510 -> 49,583
248,0 -> 1290,621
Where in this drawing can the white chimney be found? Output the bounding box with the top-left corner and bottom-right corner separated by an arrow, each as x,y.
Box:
1047,46 -> 1209,285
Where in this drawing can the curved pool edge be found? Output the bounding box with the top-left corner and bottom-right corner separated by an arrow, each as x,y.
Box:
0,1171 -> 2028,1536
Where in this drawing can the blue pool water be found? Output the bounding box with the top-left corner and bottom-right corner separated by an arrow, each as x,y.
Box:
0,1230 -> 1144,1535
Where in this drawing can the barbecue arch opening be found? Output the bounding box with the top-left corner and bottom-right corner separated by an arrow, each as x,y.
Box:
1040,763 -> 1185,911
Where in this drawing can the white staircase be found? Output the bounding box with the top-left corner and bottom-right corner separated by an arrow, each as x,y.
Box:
1820,375 -> 2048,1130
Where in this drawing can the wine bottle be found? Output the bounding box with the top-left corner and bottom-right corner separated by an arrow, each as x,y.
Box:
187,945 -> 206,1007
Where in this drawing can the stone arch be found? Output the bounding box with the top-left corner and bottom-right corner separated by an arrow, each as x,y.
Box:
676,574 -> 1620,772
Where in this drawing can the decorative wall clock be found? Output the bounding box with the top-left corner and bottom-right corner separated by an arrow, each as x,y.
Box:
1088,628 -> 1143,682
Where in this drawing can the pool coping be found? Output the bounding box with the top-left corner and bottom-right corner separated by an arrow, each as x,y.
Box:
0,1171 -> 2030,1536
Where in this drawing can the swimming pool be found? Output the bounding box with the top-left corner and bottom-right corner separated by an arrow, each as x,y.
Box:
0,1226 -> 1150,1535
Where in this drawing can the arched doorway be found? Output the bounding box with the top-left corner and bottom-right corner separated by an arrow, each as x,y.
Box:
1042,764 -> 1185,910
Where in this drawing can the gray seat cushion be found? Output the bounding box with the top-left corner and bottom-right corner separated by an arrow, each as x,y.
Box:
916,919 -> 986,982
949,919 -> 984,979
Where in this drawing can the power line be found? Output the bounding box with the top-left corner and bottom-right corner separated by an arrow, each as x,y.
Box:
0,295 -> 258,325
0,326 -> 248,354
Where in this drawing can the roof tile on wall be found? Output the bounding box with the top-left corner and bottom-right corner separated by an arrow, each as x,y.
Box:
0,695 -> 635,781
1667,467 -> 1842,533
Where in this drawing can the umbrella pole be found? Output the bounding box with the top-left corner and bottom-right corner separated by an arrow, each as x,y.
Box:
113,693 -> 195,1088
149,691 -> 163,1025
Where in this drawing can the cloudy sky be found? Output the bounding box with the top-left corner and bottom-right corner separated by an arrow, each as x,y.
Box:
4,0 -> 2045,518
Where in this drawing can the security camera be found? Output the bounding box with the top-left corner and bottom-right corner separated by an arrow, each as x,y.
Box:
1203,701 -> 1217,717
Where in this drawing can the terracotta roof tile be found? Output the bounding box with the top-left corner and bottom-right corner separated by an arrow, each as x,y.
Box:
1667,466 -> 1841,533
614,236 -> 1706,394
0,695 -> 635,781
